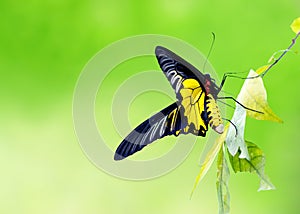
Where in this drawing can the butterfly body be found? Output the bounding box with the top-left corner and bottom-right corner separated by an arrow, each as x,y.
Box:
114,46 -> 223,160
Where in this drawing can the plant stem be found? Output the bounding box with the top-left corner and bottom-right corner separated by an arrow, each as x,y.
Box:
261,31 -> 300,78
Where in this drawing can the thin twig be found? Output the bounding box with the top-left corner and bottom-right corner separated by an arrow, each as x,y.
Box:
261,32 -> 300,78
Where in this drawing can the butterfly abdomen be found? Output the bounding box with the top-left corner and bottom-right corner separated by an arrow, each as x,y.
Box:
206,94 -> 224,134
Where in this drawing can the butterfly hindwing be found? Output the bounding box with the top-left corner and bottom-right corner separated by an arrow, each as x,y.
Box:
179,78 -> 208,136
114,102 -> 184,160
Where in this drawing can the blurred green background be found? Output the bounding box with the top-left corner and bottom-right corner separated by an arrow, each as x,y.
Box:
1,0 -> 300,213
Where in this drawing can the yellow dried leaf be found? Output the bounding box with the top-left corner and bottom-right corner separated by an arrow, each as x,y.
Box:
256,65 -> 269,75
190,125 -> 229,198
291,17 -> 300,34
237,69 -> 282,123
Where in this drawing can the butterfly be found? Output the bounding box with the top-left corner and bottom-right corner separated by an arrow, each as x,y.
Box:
114,46 -> 225,161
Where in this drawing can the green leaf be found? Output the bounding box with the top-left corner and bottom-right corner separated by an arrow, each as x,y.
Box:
226,104 -> 250,160
190,125 -> 229,198
228,141 -> 275,191
237,69 -> 282,123
216,146 -> 230,214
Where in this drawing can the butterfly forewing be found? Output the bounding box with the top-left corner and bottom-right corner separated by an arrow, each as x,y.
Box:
155,46 -> 207,97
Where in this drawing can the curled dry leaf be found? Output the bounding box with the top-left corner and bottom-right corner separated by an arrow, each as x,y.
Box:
226,104 -> 250,160
237,69 -> 282,123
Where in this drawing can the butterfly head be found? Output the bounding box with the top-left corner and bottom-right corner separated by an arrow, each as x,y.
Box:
203,74 -> 219,98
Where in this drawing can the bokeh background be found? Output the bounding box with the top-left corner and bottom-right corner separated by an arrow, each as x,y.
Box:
1,0 -> 299,213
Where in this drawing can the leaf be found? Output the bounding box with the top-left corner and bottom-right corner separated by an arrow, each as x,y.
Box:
256,65 -> 269,75
216,145 -> 230,214
226,104 -> 250,160
228,141 -> 275,191
291,17 -> 300,34
237,69 -> 283,123
190,125 -> 229,198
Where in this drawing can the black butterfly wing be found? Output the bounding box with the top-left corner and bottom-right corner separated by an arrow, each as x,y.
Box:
114,46 -> 211,160
155,46 -> 209,136
114,102 -> 185,160
155,46 -> 207,98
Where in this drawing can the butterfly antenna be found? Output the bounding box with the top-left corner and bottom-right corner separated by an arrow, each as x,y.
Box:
203,32 -> 216,72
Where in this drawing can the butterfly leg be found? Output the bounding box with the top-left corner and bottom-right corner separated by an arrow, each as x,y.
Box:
218,72 -> 249,92
217,99 -> 235,110
217,96 -> 263,114
222,118 -> 238,137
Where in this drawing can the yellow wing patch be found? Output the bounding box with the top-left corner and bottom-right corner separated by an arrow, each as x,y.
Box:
182,78 -> 200,88
179,78 -> 207,135
167,107 -> 180,132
